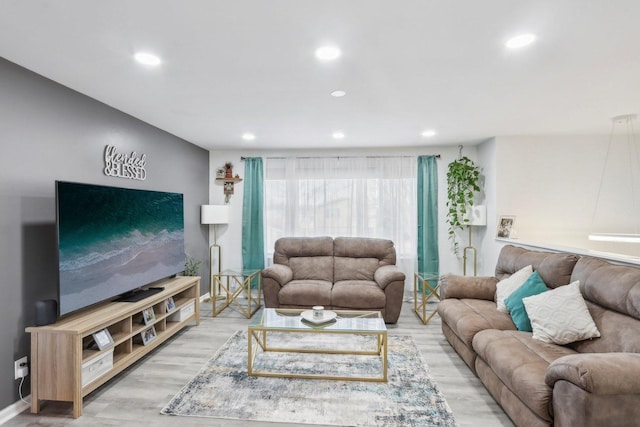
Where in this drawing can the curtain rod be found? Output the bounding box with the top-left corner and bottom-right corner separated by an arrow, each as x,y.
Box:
241,154 -> 440,160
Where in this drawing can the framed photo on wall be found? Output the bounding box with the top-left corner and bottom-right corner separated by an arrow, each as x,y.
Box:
497,215 -> 516,238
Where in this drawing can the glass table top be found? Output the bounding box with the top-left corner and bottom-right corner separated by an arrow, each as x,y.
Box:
415,271 -> 439,278
249,308 -> 386,333
215,269 -> 261,276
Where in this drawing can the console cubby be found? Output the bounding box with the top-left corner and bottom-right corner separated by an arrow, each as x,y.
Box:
26,276 -> 200,418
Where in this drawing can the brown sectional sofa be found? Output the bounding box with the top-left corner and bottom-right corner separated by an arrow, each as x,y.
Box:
438,244 -> 640,427
261,236 -> 406,323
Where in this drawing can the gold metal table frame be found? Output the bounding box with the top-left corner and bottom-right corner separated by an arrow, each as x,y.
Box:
414,272 -> 441,324
248,308 -> 388,382
212,269 -> 261,318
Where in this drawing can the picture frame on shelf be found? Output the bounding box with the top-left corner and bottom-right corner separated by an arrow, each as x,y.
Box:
92,328 -> 114,351
215,167 -> 225,179
142,307 -> 156,325
497,215 -> 516,239
141,326 -> 157,346
166,296 -> 176,313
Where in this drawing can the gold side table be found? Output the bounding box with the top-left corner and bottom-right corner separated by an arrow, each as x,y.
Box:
414,272 -> 440,324
212,269 -> 262,318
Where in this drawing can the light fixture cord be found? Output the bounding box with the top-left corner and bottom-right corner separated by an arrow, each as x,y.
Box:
630,118 -> 639,234
591,115 -> 640,235
590,119 -> 616,230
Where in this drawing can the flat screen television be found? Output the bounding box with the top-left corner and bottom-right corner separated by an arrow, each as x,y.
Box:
55,181 -> 185,317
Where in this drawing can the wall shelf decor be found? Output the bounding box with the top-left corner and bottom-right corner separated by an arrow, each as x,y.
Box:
216,176 -> 242,205
216,177 -> 243,203
216,162 -> 242,203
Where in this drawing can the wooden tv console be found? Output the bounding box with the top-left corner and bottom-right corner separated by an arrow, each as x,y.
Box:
25,276 -> 200,418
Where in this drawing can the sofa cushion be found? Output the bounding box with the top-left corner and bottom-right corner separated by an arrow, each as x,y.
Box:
504,272 -> 548,331
536,252 -> 580,289
495,245 -> 578,288
523,281 -> 600,345
495,245 -> 548,280
437,298 -> 516,348
334,237 -> 396,282
473,329 -> 578,422
289,256 -> 334,282
274,237 -> 334,282
278,280 -> 333,306
495,264 -> 533,313
571,256 -> 640,320
441,274 -> 498,301
567,301 -> 640,354
331,280 -> 385,309
334,257 -> 382,281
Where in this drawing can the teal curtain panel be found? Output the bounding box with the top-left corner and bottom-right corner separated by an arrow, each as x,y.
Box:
417,155 -> 439,278
242,157 -> 265,274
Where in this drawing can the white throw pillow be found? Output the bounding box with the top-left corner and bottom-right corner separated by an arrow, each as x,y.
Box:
495,265 -> 534,313
523,281 -> 601,345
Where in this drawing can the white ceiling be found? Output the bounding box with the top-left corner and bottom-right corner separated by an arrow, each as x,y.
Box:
1,1 -> 639,151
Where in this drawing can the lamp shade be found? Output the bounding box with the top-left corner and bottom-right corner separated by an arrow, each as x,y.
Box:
201,205 -> 230,225
467,205 -> 487,226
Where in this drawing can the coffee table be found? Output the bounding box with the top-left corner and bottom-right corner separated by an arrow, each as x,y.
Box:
247,308 -> 387,382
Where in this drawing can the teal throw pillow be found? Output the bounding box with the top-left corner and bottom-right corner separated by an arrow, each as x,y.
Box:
504,271 -> 548,332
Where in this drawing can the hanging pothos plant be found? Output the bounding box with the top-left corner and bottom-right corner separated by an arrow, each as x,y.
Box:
446,156 -> 481,255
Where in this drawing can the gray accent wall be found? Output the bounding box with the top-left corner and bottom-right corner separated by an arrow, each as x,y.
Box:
0,57 -> 209,409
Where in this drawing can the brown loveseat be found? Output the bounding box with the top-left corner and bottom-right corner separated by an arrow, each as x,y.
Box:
438,244 -> 640,427
261,236 -> 406,323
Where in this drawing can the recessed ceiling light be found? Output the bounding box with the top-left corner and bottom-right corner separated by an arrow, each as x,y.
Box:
134,52 -> 162,66
332,132 -> 345,139
421,130 -> 437,138
505,33 -> 536,49
331,90 -> 346,97
315,46 -> 342,61
242,133 -> 256,141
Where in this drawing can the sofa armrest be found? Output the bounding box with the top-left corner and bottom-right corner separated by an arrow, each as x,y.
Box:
440,274 -> 498,300
261,264 -> 293,286
374,265 -> 406,290
545,353 -> 640,394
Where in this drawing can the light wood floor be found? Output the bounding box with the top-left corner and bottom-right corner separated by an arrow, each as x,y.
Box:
6,298 -> 514,426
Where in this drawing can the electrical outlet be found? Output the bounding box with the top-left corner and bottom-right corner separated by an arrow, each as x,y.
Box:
14,356 -> 28,379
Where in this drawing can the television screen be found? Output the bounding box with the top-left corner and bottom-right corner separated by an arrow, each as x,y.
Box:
56,181 -> 185,316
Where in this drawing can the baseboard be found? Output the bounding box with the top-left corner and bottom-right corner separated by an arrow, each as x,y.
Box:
200,292 -> 211,303
0,396 -> 30,425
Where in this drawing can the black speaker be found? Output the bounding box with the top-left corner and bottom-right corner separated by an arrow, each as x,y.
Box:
35,300 -> 57,326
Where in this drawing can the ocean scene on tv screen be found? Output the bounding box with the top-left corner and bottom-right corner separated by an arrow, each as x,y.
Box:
57,182 -> 185,316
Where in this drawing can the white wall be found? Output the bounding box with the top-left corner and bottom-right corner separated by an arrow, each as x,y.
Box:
476,138 -> 500,275
495,135 -> 640,259
207,145 -> 483,283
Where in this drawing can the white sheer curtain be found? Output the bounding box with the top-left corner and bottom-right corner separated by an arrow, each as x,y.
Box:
264,156 -> 417,281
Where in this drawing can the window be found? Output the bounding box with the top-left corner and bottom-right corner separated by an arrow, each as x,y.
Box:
264,156 -> 417,278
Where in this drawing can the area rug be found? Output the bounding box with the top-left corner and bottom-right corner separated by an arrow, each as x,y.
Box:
161,330 -> 457,426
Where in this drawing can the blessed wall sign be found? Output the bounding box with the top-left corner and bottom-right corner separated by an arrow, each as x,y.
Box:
103,145 -> 147,180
